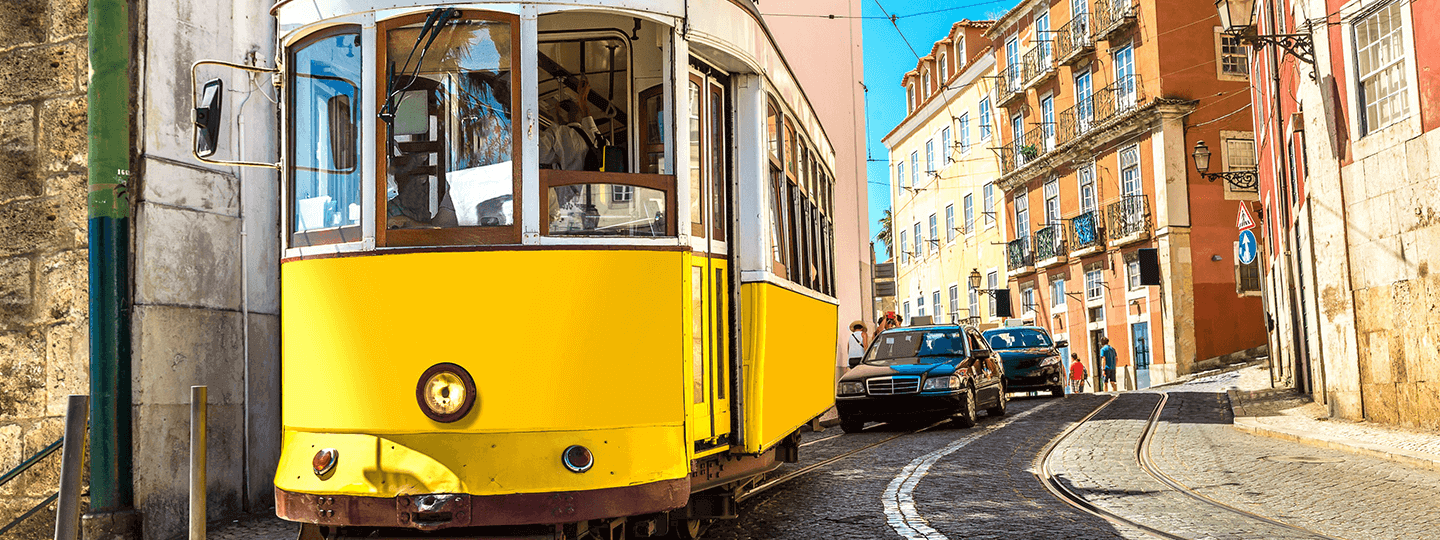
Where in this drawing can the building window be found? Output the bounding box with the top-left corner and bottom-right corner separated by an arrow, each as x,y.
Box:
910,151 -> 920,187
1354,2 -> 1409,135
907,86 -> 915,112
928,213 -> 938,253
899,230 -> 908,264
941,127 -> 953,163
956,37 -> 966,66
1120,144 -> 1141,197
987,271 -> 998,315
1085,267 -> 1103,300
1043,178 -> 1060,225
946,204 -> 956,242
968,284 -> 980,319
904,301 -> 912,320
1226,137 -> 1256,171
897,160 -> 906,189
958,113 -> 971,153
949,285 -> 960,320
933,290 -> 943,319
1051,277 -> 1066,307
926,138 -> 936,173
1237,242 -> 1262,293
611,185 -> 633,203
1022,286 -> 1036,315
923,70 -> 932,96
917,294 -> 926,316
964,194 -> 975,234
914,222 -> 922,259
979,98 -> 993,140
939,52 -> 949,82
1014,191 -> 1030,241
1126,255 -> 1141,290
983,183 -> 995,225
1217,30 -> 1249,79
1078,164 -> 1096,214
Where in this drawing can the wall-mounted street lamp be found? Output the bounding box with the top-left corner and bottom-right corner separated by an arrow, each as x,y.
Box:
1215,0 -> 1314,66
1192,140 -> 1259,191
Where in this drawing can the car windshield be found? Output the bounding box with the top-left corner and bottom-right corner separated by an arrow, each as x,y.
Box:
865,329 -> 967,365
984,328 -> 1053,350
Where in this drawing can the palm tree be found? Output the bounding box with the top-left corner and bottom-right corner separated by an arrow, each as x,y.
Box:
875,208 -> 893,259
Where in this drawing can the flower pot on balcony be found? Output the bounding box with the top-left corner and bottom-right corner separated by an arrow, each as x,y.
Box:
1019,145 -> 1039,159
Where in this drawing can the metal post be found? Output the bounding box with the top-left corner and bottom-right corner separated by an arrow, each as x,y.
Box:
190,386 -> 207,540
54,395 -> 89,540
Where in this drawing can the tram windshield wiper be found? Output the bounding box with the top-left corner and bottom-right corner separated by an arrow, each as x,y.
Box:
379,7 -> 459,124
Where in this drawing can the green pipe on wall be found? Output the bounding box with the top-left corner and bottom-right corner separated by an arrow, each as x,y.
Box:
87,0 -> 134,512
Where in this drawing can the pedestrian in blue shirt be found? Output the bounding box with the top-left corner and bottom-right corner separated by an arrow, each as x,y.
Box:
1100,337 -> 1118,392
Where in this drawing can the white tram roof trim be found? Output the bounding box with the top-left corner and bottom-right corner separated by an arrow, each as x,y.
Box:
272,0 -> 838,168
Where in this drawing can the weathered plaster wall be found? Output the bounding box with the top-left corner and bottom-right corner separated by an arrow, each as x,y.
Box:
0,0 -> 90,537
130,0 -> 280,538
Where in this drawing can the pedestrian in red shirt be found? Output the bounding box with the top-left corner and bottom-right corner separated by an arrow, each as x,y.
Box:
1069,353 -> 1087,394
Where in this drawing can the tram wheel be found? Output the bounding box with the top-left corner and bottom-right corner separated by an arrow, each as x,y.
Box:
672,518 -> 711,539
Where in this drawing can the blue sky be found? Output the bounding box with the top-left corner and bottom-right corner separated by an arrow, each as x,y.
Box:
861,0 -> 1013,260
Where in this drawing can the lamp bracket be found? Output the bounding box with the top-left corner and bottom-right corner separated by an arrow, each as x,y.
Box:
1200,169 -> 1259,192
1238,31 -> 1316,69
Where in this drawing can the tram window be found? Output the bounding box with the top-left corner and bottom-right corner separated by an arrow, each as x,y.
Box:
536,36 -> 630,172
766,103 -> 780,161
546,183 -> 667,236
381,16 -> 517,243
769,170 -> 788,277
688,80 -> 703,235
639,85 -> 664,174
290,29 -> 362,247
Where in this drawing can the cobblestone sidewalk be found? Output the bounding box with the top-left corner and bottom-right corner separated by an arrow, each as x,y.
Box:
1183,365 -> 1440,471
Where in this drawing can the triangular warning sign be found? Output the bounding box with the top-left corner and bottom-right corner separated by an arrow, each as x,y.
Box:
1237,203 -> 1256,231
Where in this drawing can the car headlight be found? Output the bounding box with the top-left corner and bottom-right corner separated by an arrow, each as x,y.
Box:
838,382 -> 866,395
1040,355 -> 1062,366
416,363 -> 477,422
922,375 -> 961,390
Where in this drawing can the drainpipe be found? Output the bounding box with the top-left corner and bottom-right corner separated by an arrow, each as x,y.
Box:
87,0 -> 137,527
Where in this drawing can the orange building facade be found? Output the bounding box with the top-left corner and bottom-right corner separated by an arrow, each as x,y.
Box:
968,0 -> 1268,387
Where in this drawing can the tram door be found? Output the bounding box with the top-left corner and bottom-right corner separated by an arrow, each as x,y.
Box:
689,65 -> 732,448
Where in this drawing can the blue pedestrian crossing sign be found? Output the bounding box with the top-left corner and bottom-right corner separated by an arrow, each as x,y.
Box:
1238,229 -> 1258,265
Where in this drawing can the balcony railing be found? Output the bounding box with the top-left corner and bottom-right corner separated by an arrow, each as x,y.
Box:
1054,13 -> 1094,65
1032,223 -> 1067,263
1006,237 -> 1034,271
1021,45 -> 1055,87
1093,0 -> 1138,40
1106,194 -> 1150,243
1000,75 -> 1143,174
997,63 -> 1025,105
1067,210 -> 1104,254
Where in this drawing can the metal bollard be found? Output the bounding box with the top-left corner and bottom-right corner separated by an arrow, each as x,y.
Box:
53,395 -> 89,540
191,386 -> 207,540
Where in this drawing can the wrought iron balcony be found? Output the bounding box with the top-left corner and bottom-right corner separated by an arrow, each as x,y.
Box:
1093,0 -> 1138,41
997,63 -> 1025,106
1106,194 -> 1150,244
1021,45 -> 1055,87
1032,223 -> 1068,265
999,76 -> 1142,175
1006,237 -> 1034,272
1067,210 -> 1104,254
1054,13 -> 1094,66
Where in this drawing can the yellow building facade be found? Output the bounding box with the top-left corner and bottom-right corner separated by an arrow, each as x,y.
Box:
883,21 -> 1010,327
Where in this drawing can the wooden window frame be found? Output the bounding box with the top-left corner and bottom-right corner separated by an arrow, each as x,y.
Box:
537,169 -> 677,237
288,24 -> 365,248
375,10 -> 524,247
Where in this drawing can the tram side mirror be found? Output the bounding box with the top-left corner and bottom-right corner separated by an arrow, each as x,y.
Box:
327,94 -> 357,172
194,78 -> 224,158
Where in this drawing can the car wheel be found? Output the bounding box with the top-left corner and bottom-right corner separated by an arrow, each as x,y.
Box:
986,388 -> 1007,417
840,418 -> 866,433
955,388 -> 978,428
1051,385 -> 1065,398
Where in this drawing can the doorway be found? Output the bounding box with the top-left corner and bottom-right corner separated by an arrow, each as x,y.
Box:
689,62 -> 733,451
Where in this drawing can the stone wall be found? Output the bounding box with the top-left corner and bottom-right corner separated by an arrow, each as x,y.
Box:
0,0 -> 91,537
1340,129 -> 1440,430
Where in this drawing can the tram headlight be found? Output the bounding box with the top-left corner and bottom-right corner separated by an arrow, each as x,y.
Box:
562,445 -> 594,473
837,382 -> 865,396
923,376 -> 961,390
416,363 -> 477,423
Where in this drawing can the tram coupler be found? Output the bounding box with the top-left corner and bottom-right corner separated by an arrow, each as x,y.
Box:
629,514 -> 669,537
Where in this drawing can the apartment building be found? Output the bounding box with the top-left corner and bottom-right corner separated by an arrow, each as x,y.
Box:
1238,0 -> 1440,429
985,0 -> 1267,388
884,21 -> 1013,327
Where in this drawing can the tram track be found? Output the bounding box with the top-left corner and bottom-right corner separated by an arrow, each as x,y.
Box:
735,420 -> 949,504
1037,393 -> 1348,540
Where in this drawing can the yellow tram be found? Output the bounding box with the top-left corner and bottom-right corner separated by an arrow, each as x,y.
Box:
194,0 -> 846,537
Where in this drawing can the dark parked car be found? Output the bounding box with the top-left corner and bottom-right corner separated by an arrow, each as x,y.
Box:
982,326 -> 1068,397
835,325 -> 1006,433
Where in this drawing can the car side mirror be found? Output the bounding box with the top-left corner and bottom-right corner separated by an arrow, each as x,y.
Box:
972,349 -> 991,360
193,78 -> 224,157
1055,339 -> 1069,348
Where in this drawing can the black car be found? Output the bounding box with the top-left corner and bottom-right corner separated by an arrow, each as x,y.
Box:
982,326 -> 1068,397
835,325 -> 1006,433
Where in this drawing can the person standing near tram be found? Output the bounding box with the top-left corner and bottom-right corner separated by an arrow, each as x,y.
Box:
847,321 -> 870,369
